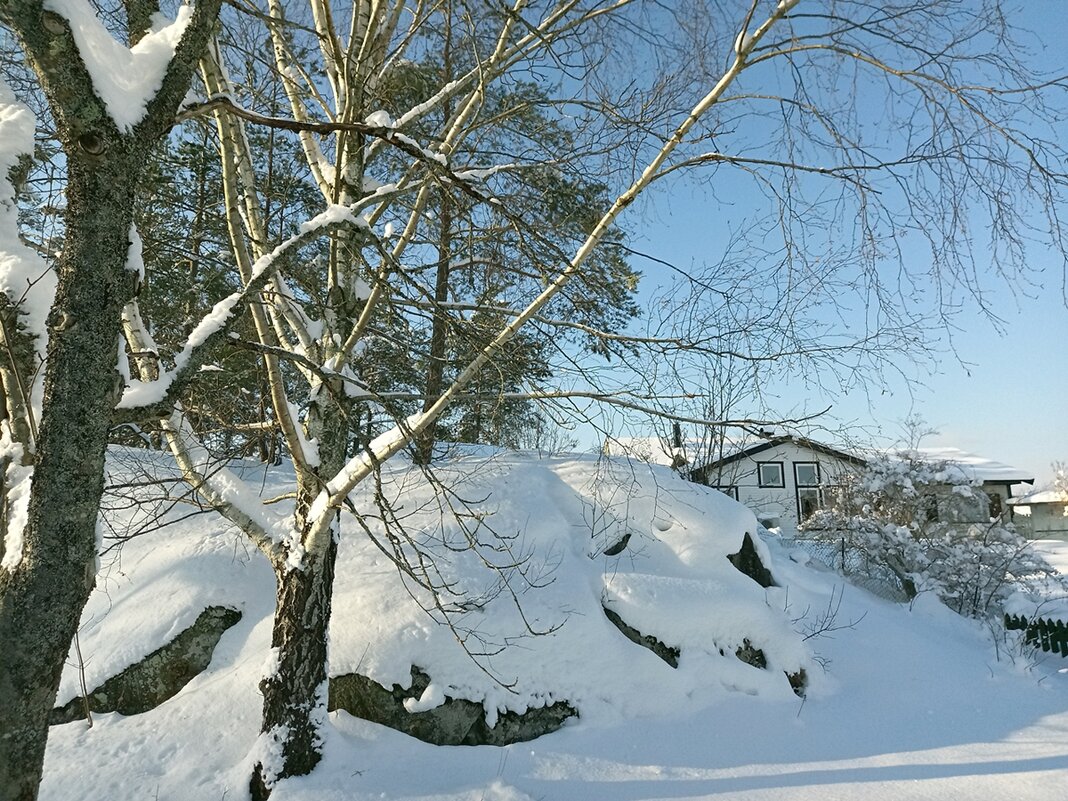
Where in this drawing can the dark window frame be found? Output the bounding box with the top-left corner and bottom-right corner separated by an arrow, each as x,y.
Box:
796,486 -> 823,521
713,485 -> 740,500
793,461 -> 821,487
757,461 -> 785,488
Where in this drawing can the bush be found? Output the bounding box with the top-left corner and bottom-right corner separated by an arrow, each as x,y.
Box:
801,452 -> 1058,618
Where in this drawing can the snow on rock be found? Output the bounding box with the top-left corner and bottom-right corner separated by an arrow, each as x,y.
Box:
42,0 -> 193,131
55,448 -> 281,706
326,452 -> 807,726
63,447 -> 808,731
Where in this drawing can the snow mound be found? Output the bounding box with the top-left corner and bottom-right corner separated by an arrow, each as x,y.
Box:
60,448 -> 810,725
333,451 -> 809,725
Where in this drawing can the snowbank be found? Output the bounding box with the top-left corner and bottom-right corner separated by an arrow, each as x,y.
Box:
41,447 -> 1068,801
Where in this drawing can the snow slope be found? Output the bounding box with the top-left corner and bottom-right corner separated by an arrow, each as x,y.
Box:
40,447 -> 1068,801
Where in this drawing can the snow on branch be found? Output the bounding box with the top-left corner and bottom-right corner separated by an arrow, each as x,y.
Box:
41,0 -> 194,131
0,82 -> 55,426
113,206 -> 361,420
160,412 -> 288,562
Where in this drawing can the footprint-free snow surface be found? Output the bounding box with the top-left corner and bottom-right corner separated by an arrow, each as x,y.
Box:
42,447 -> 1068,801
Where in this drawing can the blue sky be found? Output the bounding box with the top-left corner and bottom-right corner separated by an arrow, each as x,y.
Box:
608,2 -> 1068,487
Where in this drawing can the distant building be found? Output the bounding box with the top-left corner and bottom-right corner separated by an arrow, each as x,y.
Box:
608,432 -> 1035,537
693,438 -> 1033,536
1008,487 -> 1068,540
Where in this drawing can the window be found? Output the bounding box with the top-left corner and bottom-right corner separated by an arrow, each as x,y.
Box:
794,462 -> 820,487
988,492 -> 1003,520
713,486 -> 739,500
796,487 -> 823,521
757,462 -> 784,488
922,493 -> 939,523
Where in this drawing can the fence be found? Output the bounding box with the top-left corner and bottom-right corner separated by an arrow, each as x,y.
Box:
779,537 -> 912,603
1004,613 -> 1068,657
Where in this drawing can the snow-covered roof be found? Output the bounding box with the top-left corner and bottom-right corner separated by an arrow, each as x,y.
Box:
613,433 -> 1033,485
1007,486 -> 1068,506
604,432 -> 767,469
603,436 -> 689,467
909,447 -> 1033,485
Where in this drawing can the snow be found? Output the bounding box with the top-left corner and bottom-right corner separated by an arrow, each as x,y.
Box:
0,431 -> 32,570
285,400 -> 320,468
124,224 -> 145,279
117,292 -> 240,408
43,0 -> 193,131
912,447 -> 1034,484
118,207 -> 360,410
0,82 -> 55,567
393,80 -> 460,129
40,447 -> 1068,801
612,434 -> 1035,488
1010,487 -> 1068,506
298,204 -> 358,235
364,110 -> 393,128
0,81 -> 56,416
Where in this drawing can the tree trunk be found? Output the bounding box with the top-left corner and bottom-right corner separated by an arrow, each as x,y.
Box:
250,515 -> 338,801
0,153 -> 137,801
0,3 -> 220,797
414,192 -> 453,465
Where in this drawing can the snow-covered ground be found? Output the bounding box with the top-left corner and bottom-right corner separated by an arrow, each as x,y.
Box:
40,448 -> 1068,801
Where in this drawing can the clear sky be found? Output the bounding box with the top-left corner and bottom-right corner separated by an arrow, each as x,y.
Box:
606,2 -> 1068,488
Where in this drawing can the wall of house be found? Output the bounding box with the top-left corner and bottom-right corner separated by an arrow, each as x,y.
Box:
695,442 -> 861,537
1029,503 -> 1068,539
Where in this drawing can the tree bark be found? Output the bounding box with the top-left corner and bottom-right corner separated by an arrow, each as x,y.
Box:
414,192 -> 453,465
250,512 -> 338,801
0,3 -> 221,797
0,152 -> 137,801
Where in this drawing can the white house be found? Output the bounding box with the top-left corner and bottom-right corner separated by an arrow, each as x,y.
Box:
1008,486 -> 1068,540
688,435 -> 867,535
686,436 -> 1034,537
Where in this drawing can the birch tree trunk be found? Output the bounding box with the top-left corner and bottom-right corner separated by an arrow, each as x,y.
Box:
249,515 -> 338,800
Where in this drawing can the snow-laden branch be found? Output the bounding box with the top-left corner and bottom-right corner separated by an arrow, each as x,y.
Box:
113,206 -> 362,421
121,299 -> 288,561
0,83 -> 54,446
159,411 -> 288,562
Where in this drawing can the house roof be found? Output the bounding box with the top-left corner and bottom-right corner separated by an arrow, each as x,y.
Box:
1007,487 -> 1068,506
689,434 -> 868,475
908,447 -> 1034,485
604,435 -> 702,468
686,437 -> 1033,485
605,430 -> 780,468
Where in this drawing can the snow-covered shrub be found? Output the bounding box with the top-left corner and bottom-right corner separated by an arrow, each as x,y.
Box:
801,452 -> 1059,618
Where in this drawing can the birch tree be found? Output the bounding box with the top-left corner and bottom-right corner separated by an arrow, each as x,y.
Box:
0,1 -> 222,798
